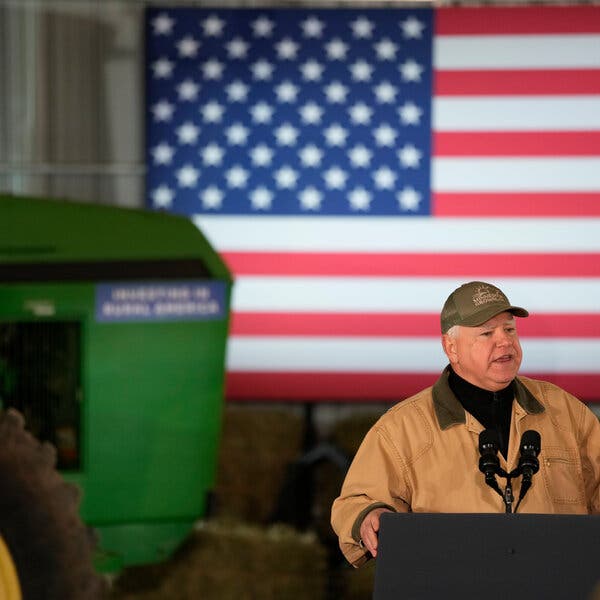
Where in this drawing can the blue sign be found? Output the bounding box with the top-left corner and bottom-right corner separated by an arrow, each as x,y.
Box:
95,281 -> 227,322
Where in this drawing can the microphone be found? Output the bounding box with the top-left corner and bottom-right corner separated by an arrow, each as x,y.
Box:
479,429 -> 500,480
478,429 -> 503,500
519,430 -> 541,482
515,430 -> 541,512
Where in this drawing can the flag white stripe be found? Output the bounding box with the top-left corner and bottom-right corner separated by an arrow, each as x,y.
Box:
432,158 -> 600,192
193,217 -> 600,252
233,277 -> 600,313
433,97 -> 600,131
434,35 -> 600,69
227,337 -> 600,373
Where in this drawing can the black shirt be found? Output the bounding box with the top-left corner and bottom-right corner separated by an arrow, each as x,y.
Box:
448,367 -> 514,458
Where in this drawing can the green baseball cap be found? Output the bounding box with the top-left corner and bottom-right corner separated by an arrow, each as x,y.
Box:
441,281 -> 529,334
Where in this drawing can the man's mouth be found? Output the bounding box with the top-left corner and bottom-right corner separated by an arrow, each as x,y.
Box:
493,354 -> 513,363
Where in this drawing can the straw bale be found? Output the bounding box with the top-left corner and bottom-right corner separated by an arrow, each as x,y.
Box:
110,519 -> 328,600
312,459 -> 348,548
330,410 -> 384,460
334,559 -> 377,600
213,406 -> 305,524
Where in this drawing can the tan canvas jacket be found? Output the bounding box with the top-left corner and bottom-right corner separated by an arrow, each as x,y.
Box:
331,367 -> 600,567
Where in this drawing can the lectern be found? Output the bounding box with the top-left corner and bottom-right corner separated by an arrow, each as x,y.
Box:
373,513 -> 600,600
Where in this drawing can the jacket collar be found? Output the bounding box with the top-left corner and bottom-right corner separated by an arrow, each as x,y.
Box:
432,365 -> 545,430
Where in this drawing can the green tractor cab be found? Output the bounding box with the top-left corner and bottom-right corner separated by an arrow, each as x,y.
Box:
0,196 -> 233,573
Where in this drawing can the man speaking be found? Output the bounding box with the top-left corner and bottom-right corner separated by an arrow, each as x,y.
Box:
331,281 -> 600,568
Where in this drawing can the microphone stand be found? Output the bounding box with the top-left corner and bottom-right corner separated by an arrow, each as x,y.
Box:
479,430 -> 541,514
486,466 -> 513,513
484,465 -> 527,514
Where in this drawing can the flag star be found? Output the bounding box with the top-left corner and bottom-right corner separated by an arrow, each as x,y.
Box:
374,38 -> 398,61
299,144 -> 323,167
400,59 -> 424,82
324,81 -> 349,103
151,100 -> 174,122
276,37 -> 299,60
323,166 -> 348,190
226,80 -> 249,102
398,143 -> 422,168
301,16 -> 325,38
325,38 -> 348,60
151,143 -> 175,165
349,102 -> 373,125
200,143 -> 224,166
177,79 -> 200,101
373,166 -> 397,190
151,184 -> 174,208
398,101 -> 423,125
250,187 -> 274,210
299,187 -> 323,211
152,58 -> 174,78
177,36 -> 200,58
348,145 -> 372,168
201,14 -> 225,37
350,60 -> 373,82
373,123 -> 397,147
176,122 -> 200,144
251,59 -> 274,80
351,16 -> 374,38
200,186 -> 224,209
152,13 -> 174,36
300,59 -> 324,82
252,15 -> 274,37
225,165 -> 249,188
225,123 -> 250,145
401,16 -> 426,39
250,101 -> 274,124
374,81 -> 398,104
200,101 -> 224,123
250,144 -> 274,166
299,102 -> 323,125
275,123 -> 299,146
201,58 -> 224,80
176,164 -> 200,187
275,81 -> 299,103
348,187 -> 372,211
324,123 -> 348,146
226,37 -> 249,59
274,166 -> 299,189
397,186 -> 422,211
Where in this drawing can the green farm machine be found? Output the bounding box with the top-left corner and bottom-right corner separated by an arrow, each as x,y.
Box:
0,196 -> 232,597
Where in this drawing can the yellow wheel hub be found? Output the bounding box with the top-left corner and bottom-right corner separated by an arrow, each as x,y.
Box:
0,535 -> 21,600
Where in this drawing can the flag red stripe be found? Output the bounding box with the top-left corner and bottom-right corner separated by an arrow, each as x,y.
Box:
435,70 -> 600,96
223,252 -> 600,277
231,312 -> 600,339
434,131 -> 600,156
435,6 -> 600,35
433,193 -> 600,217
226,371 -> 600,401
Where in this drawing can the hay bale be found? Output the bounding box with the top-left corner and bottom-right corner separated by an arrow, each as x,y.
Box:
334,559 -> 377,600
110,519 -> 328,600
213,406 -> 305,524
330,411 -> 384,459
312,459 -> 348,548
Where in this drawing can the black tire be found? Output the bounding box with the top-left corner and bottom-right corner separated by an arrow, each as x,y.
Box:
0,408 -> 106,599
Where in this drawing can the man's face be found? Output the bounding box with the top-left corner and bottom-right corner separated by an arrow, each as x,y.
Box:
442,312 -> 523,391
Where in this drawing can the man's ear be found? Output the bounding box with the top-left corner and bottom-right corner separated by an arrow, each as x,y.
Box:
442,333 -> 458,365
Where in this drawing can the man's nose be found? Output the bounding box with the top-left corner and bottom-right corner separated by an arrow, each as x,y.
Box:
494,329 -> 511,345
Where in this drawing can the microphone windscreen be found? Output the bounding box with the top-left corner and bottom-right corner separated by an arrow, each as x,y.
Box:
479,429 -> 500,453
520,430 -> 541,455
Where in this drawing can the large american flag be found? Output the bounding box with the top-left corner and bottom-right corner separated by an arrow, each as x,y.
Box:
145,6 -> 600,402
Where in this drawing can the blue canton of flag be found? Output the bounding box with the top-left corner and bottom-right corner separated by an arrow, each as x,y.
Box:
145,8 -> 433,216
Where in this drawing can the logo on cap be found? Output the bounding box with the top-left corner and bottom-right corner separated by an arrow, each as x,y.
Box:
471,285 -> 506,307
